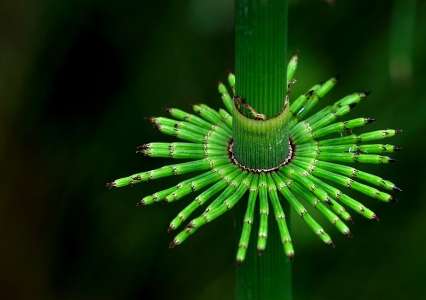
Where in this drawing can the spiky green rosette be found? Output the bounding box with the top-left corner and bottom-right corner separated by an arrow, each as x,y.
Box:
107,56 -> 401,262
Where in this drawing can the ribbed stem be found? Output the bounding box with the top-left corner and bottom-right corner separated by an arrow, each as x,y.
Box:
234,0 -> 290,170
236,209 -> 292,300
233,104 -> 291,170
234,0 -> 292,300
235,0 -> 288,117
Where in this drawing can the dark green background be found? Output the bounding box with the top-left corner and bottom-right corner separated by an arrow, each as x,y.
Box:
1,0 -> 425,299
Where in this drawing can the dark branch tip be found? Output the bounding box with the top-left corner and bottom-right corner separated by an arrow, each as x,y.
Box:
147,116 -> 157,124
105,182 -> 116,189
393,185 -> 403,192
169,240 -> 177,249
136,144 -> 150,153
366,117 -> 376,124
372,214 -> 380,222
136,200 -> 146,208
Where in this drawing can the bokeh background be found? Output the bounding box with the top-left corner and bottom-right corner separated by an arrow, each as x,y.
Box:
1,0 -> 425,299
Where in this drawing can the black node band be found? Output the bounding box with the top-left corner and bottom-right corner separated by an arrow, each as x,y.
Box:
227,139 -> 295,173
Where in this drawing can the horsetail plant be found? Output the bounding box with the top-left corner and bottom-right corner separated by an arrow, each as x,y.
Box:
108,58 -> 401,257
108,1 -> 401,299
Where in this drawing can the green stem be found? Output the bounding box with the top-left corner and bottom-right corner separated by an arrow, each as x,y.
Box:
236,206 -> 292,300
233,104 -> 291,170
234,0 -> 292,300
233,0 -> 290,170
235,0 -> 288,117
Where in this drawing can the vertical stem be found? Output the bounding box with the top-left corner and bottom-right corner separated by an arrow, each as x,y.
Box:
234,0 -> 292,300
236,207 -> 292,300
233,0 -> 290,170
233,107 -> 291,169
235,0 -> 288,117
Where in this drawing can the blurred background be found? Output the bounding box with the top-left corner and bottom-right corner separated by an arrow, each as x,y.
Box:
1,0 -> 425,299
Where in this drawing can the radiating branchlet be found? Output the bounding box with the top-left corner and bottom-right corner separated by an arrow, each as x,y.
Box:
108,56 -> 401,262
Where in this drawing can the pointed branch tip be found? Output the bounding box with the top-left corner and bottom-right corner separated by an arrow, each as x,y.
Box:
106,182 -> 116,189
169,240 -> 176,249
147,117 -> 156,124
136,200 -> 146,208
136,144 -> 149,154
393,186 -> 403,192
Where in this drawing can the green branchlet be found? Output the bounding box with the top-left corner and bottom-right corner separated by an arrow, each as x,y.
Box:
108,56 -> 402,263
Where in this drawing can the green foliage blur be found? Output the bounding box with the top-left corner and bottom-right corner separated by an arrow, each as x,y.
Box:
1,0 -> 425,299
